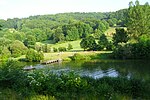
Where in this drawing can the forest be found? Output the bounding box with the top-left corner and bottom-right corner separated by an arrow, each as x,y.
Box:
0,8 -> 128,60
0,0 -> 150,99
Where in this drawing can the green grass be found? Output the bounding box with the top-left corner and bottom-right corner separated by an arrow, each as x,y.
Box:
51,40 -> 83,51
104,27 -> 116,41
17,28 -> 117,61
43,51 -> 112,61
104,27 -> 127,41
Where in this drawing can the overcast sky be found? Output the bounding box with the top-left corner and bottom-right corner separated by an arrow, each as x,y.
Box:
0,0 -> 149,20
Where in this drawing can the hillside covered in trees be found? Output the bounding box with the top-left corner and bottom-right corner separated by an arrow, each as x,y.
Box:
0,0 -> 150,60
0,9 -> 127,42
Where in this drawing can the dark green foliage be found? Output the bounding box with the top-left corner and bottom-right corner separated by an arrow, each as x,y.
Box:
58,47 -> 67,52
112,39 -> 150,59
98,34 -> 109,50
0,60 -> 25,88
70,53 -> 91,61
67,44 -> 73,50
26,49 -> 44,62
0,24 -> 2,30
112,43 -> 132,59
113,1 -> 150,59
9,40 -> 28,57
80,36 -> 97,51
53,47 -> 58,52
113,28 -> 128,46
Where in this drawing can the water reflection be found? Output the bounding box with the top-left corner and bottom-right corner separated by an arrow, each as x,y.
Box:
31,60 -> 150,80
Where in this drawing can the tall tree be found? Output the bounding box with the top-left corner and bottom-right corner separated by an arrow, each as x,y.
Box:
53,27 -> 65,43
127,0 -> 150,41
98,34 -> 109,50
80,36 -> 97,51
113,28 -> 128,46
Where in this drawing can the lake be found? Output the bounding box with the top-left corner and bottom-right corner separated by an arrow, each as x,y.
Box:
31,59 -> 150,80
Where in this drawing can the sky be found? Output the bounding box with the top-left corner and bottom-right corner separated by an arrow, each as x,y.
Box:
0,0 -> 149,20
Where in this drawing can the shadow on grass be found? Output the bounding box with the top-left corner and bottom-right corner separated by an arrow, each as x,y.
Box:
90,53 -> 113,60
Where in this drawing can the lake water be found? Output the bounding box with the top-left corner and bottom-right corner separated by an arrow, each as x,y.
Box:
31,60 -> 150,80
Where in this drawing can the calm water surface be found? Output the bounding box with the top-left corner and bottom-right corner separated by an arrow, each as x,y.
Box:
31,60 -> 150,80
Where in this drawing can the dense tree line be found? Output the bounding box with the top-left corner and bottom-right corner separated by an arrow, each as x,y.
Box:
0,9 -> 128,43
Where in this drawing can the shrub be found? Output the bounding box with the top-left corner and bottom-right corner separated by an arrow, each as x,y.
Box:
53,47 -> 58,52
0,47 -> 11,60
26,49 -> 44,62
70,53 -> 91,61
112,40 -> 150,59
58,47 -> 67,52
67,44 -> 73,50
112,43 -> 133,59
9,40 -> 28,57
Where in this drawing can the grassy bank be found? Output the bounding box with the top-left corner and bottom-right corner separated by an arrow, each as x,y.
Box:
43,51 -> 112,61
15,51 -> 112,62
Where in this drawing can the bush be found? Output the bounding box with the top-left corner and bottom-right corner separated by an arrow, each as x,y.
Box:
9,40 -> 28,57
70,53 -> 91,61
58,47 -> 67,52
53,47 -> 58,52
112,43 -> 133,59
112,40 -> 150,59
26,49 -> 44,62
67,44 -> 73,50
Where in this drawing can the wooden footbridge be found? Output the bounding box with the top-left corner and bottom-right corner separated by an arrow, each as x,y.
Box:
41,59 -> 62,65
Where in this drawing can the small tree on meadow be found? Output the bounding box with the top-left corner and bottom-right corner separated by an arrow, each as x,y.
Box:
68,44 -> 73,50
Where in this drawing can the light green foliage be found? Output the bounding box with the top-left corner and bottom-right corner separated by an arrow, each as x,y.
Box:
0,47 -> 11,60
65,26 -> 79,41
32,28 -> 47,42
26,49 -> 44,62
24,35 -> 36,48
9,40 -> 28,57
0,37 -> 12,47
42,44 -> 51,53
93,29 -> 102,39
50,40 -> 82,51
